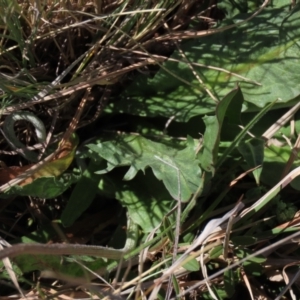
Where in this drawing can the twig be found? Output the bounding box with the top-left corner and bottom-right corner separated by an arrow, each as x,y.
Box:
0,243 -> 125,260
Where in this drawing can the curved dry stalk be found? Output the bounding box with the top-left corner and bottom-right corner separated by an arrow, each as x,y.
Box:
0,89 -> 88,192
0,242 -> 125,260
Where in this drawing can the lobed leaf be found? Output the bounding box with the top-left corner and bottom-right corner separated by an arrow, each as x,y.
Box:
107,5 -> 300,122
87,134 -> 202,202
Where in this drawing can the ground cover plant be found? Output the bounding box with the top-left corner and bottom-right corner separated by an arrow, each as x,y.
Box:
0,0 -> 300,299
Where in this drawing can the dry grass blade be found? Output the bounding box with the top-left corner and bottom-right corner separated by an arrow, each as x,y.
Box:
223,195 -> 243,260
149,165 -> 300,298
148,202 -> 245,299
178,230 -> 300,299
241,268 -> 255,300
240,166 -> 300,219
262,101 -> 300,140
281,133 -> 300,178
0,58 -> 160,115
0,238 -> 24,297
276,265 -> 300,300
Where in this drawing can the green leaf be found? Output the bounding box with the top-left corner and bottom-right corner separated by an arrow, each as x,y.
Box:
218,0 -> 261,18
199,87 -> 241,173
0,133 -> 79,198
0,227 -> 110,276
171,274 -> 180,296
212,286 -> 227,299
209,244 -> 223,259
222,85 -> 244,125
217,100 -> 276,169
199,115 -> 219,174
163,216 -> 175,243
238,138 -> 264,184
0,255 -> 23,280
237,249 -> 266,276
261,144 -> 300,189
109,5 -> 300,122
61,161 -> 101,227
98,170 -> 173,232
18,226 -> 61,244
237,249 -> 266,264
224,269 -> 237,298
242,261 -> 264,277
10,254 -> 108,276
1,172 -> 79,199
219,0 -> 290,19
182,256 -> 199,272
87,134 -> 202,202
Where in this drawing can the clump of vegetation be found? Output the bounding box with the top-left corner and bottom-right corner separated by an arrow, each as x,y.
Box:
1,0 -> 300,299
